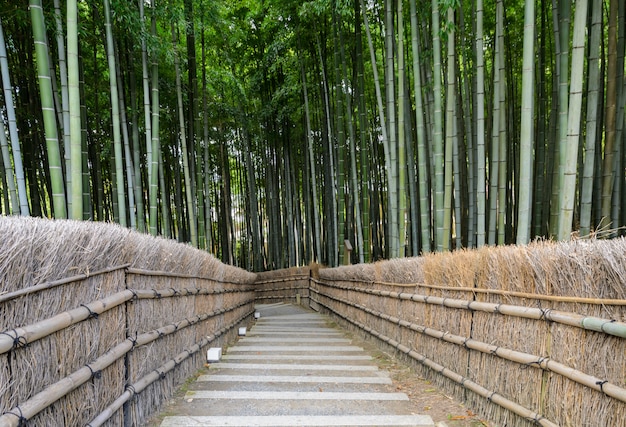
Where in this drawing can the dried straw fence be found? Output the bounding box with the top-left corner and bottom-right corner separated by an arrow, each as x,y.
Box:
255,266 -> 311,306
309,240 -> 626,427
0,217 -> 256,427
253,240 -> 626,427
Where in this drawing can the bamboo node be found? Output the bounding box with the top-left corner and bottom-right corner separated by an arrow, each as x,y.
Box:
600,319 -> 617,333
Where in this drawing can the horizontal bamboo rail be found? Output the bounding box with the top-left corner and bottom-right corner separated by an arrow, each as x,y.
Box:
0,264 -> 131,304
323,277 -> 626,305
313,287 -> 626,404
253,274 -> 310,285
126,267 -> 255,285
312,279 -> 626,339
312,295 -> 559,427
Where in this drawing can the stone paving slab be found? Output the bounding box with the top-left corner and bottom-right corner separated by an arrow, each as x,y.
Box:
159,302 -> 434,427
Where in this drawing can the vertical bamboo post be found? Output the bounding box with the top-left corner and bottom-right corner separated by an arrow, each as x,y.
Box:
344,240 -> 353,265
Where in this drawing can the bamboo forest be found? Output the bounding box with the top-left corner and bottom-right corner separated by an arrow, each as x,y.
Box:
0,0 -> 624,271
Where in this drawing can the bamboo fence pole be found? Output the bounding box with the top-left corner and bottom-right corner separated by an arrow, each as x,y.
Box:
127,267 -> 254,285
0,264 -> 130,304
0,287 -> 255,354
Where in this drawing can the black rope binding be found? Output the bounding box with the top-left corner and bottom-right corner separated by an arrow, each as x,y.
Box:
86,364 -> 102,380
0,329 -> 28,350
463,337 -> 471,349
596,380 -> 608,393
530,415 -> 546,425
81,304 -> 99,320
155,369 -> 166,380
539,308 -> 553,322
152,289 -> 162,299
522,356 -> 548,370
128,332 -> 139,347
4,406 -> 28,426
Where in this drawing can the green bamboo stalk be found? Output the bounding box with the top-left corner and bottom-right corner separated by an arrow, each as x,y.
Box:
0,19 -> 18,214
409,0 -> 431,253
30,0 -> 66,218
475,0 -> 486,247
557,0 -> 588,240
516,0 -> 536,244
103,0 -> 125,226
431,0 -> 444,251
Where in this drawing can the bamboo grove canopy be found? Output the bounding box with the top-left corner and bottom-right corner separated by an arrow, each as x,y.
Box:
0,0 -> 625,270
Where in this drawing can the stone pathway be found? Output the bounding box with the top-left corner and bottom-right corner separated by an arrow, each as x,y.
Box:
159,302 -> 434,426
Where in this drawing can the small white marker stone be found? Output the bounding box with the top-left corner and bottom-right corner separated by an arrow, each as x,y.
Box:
238,327 -> 247,336
254,312 -> 261,319
206,347 -> 222,363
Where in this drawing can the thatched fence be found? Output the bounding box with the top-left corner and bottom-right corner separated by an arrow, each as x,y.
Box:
3,217 -> 626,427
0,217 -> 256,427
256,240 -> 626,427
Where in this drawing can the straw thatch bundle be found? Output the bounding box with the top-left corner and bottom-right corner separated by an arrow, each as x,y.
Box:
0,216 -> 256,427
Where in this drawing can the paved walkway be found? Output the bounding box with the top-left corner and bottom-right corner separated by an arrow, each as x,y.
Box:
160,302 -> 434,426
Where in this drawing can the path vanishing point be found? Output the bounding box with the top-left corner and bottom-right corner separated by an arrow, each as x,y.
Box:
158,302 -> 435,426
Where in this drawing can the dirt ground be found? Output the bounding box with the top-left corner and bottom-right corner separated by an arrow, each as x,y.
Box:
348,329 -> 494,427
